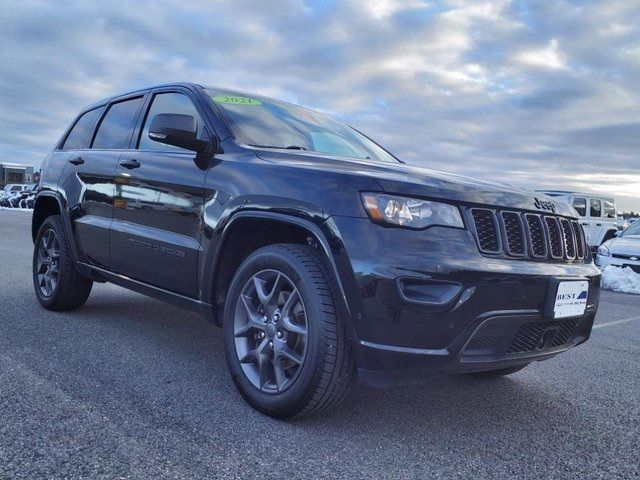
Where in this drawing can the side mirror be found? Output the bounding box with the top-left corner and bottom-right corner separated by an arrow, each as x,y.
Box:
148,113 -> 213,154
614,230 -> 620,237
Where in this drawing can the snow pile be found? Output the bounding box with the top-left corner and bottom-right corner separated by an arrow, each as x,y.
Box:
0,206 -> 32,212
601,266 -> 640,295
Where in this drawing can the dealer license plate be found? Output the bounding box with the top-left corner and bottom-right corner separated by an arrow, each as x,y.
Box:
553,281 -> 588,319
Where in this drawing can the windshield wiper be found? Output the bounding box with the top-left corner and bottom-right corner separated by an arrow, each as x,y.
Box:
246,144 -> 307,151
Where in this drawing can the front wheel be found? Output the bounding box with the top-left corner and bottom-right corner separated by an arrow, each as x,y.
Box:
223,244 -> 353,418
33,215 -> 93,311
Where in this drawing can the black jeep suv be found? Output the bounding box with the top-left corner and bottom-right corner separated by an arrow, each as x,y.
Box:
32,83 -> 601,418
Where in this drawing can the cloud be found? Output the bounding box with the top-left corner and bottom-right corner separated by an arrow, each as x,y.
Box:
514,39 -> 566,69
363,0 -> 432,20
0,0 -> 639,210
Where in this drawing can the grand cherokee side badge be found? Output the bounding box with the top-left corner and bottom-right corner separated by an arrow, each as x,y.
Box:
534,197 -> 557,213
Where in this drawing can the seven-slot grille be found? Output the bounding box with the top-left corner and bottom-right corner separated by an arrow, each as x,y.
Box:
469,208 -> 587,262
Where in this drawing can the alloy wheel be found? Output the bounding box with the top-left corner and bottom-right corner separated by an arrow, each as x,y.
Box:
36,229 -> 61,297
233,269 -> 308,394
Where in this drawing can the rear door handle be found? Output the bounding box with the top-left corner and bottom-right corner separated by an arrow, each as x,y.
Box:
120,159 -> 141,169
69,156 -> 84,165
596,223 -> 602,226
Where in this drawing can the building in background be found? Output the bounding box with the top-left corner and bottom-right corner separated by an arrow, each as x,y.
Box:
1,162 -> 36,187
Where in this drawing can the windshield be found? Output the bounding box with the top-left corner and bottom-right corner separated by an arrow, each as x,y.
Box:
622,221 -> 640,237
206,89 -> 399,164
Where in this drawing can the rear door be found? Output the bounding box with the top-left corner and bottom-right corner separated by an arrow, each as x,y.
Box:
57,103 -> 113,267
64,95 -> 146,268
110,89 -> 209,297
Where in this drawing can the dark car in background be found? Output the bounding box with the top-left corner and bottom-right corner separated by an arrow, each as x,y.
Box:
31,83 -> 601,418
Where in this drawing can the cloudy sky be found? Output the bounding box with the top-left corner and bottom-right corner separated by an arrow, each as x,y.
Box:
1,0 -> 639,210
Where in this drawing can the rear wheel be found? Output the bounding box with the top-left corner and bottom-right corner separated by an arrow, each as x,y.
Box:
33,215 -> 93,311
470,364 -> 529,378
223,244 -> 353,418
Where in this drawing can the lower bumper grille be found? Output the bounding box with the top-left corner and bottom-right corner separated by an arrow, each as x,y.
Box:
506,319 -> 578,354
462,317 -> 583,360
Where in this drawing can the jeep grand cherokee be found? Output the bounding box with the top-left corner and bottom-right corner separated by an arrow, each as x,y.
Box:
32,83 -> 601,418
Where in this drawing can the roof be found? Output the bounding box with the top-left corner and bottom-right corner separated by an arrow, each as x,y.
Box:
83,82 -> 203,111
80,82 -> 301,114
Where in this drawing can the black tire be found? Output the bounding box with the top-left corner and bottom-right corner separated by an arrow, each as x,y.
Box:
33,215 -> 93,311
223,244 -> 354,418
470,364 -> 529,378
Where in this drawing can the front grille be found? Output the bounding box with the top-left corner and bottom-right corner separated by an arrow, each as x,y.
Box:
572,221 -> 586,259
501,212 -> 526,255
545,217 -> 564,259
471,209 -> 500,253
612,253 -> 639,260
560,219 -> 576,260
507,319 -> 579,354
525,214 -> 547,258
469,209 -> 587,263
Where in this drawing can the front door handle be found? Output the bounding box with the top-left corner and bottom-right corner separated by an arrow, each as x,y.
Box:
596,223 -> 603,227
69,156 -> 84,166
120,159 -> 141,169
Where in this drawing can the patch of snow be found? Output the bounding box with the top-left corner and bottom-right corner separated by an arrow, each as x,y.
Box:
0,207 -> 33,213
601,265 -> 640,295
0,207 -> 33,212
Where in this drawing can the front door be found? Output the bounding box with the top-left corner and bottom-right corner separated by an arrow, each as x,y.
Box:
110,91 -> 209,298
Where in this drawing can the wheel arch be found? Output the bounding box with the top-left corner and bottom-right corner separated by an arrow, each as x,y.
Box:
600,228 -> 618,244
209,211 -> 352,327
32,192 -> 83,263
32,193 -> 64,242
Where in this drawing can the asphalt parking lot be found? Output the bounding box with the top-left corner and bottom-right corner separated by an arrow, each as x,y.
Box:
1,209 -> 639,480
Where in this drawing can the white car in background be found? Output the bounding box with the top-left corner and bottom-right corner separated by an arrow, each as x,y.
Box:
596,220 -> 640,273
536,191 -> 621,251
1,183 -> 29,199
1,184 -> 30,207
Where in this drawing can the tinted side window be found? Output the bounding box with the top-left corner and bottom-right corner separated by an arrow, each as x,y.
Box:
62,107 -> 103,150
603,200 -> 616,219
589,199 -> 602,217
93,97 -> 144,150
138,92 -> 205,152
572,197 -> 586,216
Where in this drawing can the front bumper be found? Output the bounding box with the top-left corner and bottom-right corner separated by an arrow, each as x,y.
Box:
596,254 -> 640,273
356,309 -> 596,386
325,217 -> 602,386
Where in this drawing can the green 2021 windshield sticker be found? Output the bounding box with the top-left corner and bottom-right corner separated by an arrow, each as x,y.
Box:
212,95 -> 262,106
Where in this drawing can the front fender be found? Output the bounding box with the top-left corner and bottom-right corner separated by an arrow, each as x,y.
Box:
200,208 -> 356,335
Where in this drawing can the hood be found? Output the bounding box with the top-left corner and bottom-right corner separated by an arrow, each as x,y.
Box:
608,235 -> 640,256
255,150 -> 577,217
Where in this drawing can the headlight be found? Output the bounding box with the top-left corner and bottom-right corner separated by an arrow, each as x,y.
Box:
361,193 -> 464,229
597,244 -> 610,257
